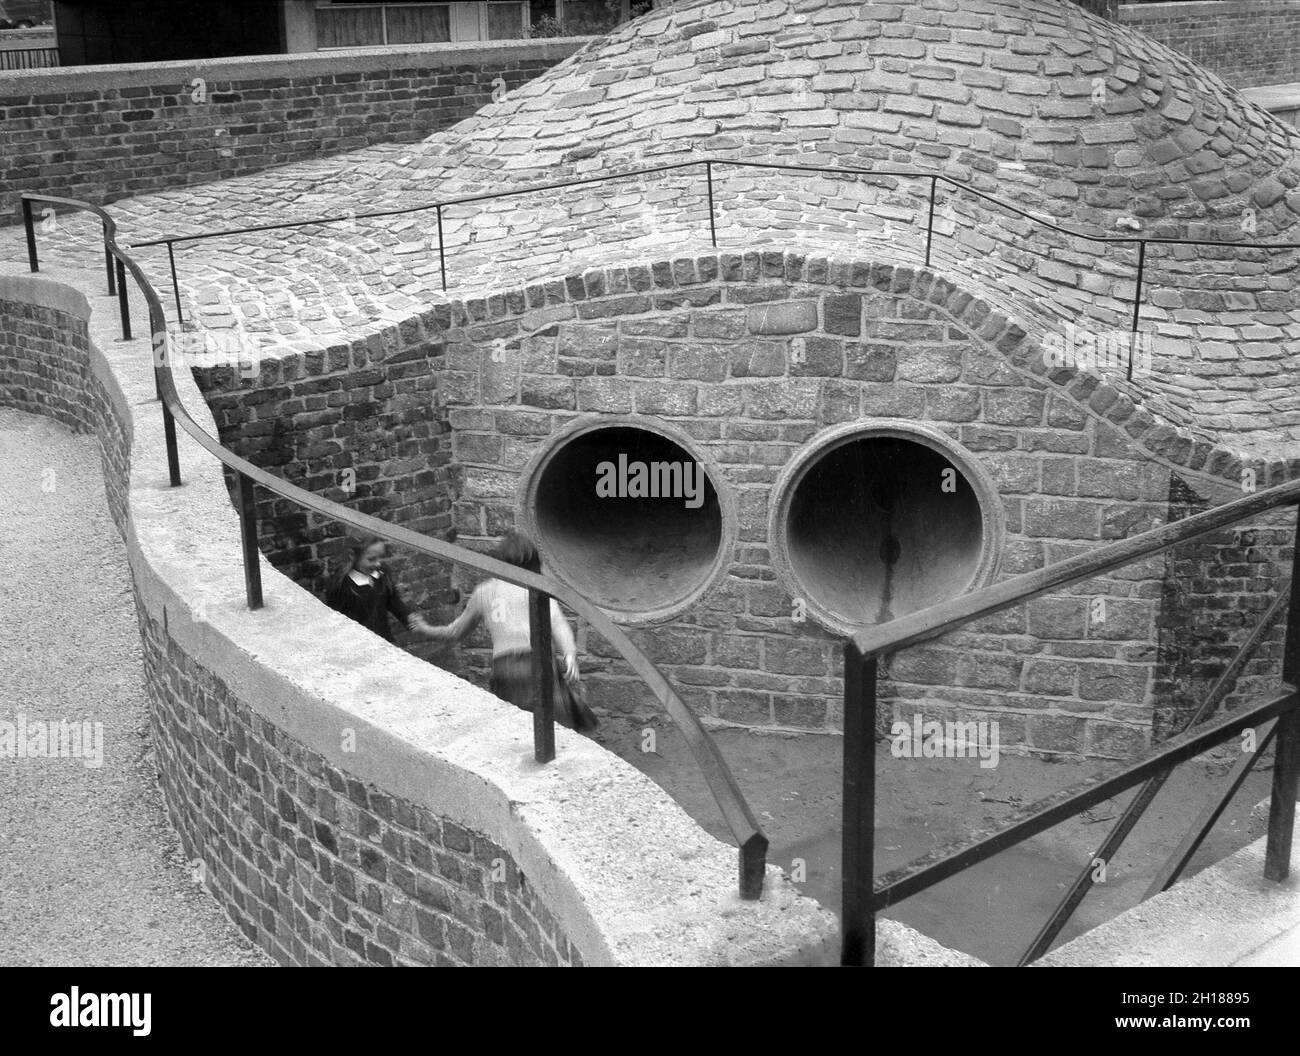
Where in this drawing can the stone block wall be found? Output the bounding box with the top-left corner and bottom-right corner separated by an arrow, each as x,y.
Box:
0,39 -> 586,222
1120,1 -> 1300,90
192,250 -> 1294,759
1,272 -> 838,967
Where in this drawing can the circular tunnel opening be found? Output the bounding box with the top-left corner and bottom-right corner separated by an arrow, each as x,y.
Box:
783,434 -> 986,628
532,425 -> 724,615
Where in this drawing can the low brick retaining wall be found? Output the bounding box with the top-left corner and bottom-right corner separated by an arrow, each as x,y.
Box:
0,271 -> 837,966
1120,1 -> 1300,90
0,39 -> 587,224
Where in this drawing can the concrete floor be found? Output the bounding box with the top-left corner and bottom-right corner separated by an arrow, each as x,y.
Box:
0,408 -> 272,967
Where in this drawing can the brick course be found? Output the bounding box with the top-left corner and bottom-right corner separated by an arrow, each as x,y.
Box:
0,41 -> 585,223
1120,2 -> 1300,90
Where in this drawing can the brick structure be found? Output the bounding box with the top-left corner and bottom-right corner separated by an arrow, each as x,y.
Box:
187,250 -> 1295,759
0,39 -> 585,222
1120,1 -> 1300,90
4,0 -> 1299,759
0,274 -> 837,966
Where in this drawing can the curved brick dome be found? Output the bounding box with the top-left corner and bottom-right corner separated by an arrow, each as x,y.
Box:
13,0 -> 1300,461
416,0 -> 1300,236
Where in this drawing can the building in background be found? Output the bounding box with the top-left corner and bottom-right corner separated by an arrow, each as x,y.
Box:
0,0 -> 52,27
47,0 -> 635,64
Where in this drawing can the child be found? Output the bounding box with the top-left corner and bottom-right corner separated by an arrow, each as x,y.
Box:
325,534 -> 434,644
421,531 -> 597,732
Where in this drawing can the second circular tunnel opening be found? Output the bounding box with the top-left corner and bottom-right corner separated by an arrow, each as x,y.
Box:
784,435 -> 985,627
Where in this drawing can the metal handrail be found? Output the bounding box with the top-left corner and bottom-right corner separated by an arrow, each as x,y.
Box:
849,479 -> 1300,660
842,487 -> 1300,965
1019,576 -> 1292,965
17,192 -> 769,900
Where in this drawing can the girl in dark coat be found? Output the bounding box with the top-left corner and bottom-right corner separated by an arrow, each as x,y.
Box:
325,535 -> 433,643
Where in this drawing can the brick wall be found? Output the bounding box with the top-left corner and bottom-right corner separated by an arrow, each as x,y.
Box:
191,250 -> 1293,760
137,597 -> 581,966
0,39 -> 586,223
1120,1 -> 1300,89
1152,478 -> 1293,741
1,274 -> 837,966
191,327 -> 457,647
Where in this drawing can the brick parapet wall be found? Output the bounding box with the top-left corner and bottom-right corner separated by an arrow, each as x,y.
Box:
0,271 -> 837,966
1120,1 -> 1300,90
0,39 -> 587,224
191,249 -> 1296,760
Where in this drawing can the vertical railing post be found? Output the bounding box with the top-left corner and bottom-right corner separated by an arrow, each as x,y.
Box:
236,473 -> 264,609
22,197 -> 38,273
841,642 -> 877,966
103,221 -> 116,296
529,589 -> 556,764
1265,502 -> 1300,880
162,404 -> 181,487
115,259 -> 132,340
151,310 -> 183,486
705,160 -> 717,249
1127,239 -> 1147,382
435,204 -> 447,292
924,175 -> 937,268
166,241 -> 184,326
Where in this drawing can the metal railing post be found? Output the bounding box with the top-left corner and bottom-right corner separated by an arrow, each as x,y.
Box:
115,259 -> 132,340
1265,502 -> 1300,880
529,589 -> 556,764
705,160 -> 717,249
103,221 -> 115,296
1127,240 -> 1147,381
162,404 -> 181,487
841,642 -> 877,966
924,175 -> 937,267
237,473 -> 264,609
435,204 -> 447,292
150,308 -> 183,485
166,241 -> 184,326
22,197 -> 38,273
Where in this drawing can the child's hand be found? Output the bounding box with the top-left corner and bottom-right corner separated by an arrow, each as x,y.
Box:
562,654 -> 579,683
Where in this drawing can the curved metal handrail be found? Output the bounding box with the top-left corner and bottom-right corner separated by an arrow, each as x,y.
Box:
16,191 -> 769,899
848,474 -> 1300,662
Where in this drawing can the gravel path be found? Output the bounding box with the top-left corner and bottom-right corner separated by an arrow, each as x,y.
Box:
0,408 -> 272,967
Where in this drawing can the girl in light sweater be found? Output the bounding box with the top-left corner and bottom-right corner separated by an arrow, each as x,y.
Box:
422,531 -> 597,731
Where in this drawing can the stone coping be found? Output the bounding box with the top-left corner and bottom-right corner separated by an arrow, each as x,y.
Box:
1243,83 -> 1300,113
0,264 -> 841,966
0,37 -> 591,93
1036,825 -> 1300,967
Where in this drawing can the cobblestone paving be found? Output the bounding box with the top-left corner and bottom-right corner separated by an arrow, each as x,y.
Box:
4,0 -> 1300,461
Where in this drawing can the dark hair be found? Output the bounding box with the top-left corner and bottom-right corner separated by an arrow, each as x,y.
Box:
492,530 -> 540,574
343,534 -> 387,573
